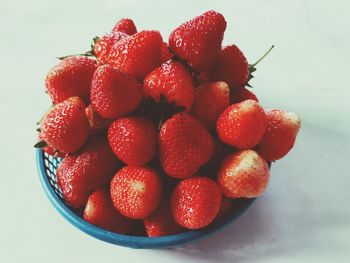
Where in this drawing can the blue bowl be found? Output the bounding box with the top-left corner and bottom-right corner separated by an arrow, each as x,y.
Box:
36,148 -> 256,248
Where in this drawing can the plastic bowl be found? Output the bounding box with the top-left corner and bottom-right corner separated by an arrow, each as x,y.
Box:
36,148 -> 256,248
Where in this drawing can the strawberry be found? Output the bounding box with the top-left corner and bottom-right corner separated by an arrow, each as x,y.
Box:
230,87 -> 258,104
218,150 -> 270,198
57,136 -> 121,207
171,177 -> 222,229
256,110 -> 301,161
85,104 -> 111,134
216,197 -> 234,220
111,18 -> 137,35
160,42 -> 174,63
205,45 -> 249,89
93,32 -> 128,65
143,61 -> 195,112
110,166 -> 162,219
108,30 -> 163,81
45,56 -> 97,105
108,117 -> 157,166
191,81 -> 230,129
37,132 -> 65,158
90,64 -> 142,119
84,189 -> 135,234
216,99 -> 266,149
39,97 -> 89,153
159,113 -> 214,178
56,156 -> 90,208
143,197 -> 184,237
169,10 -> 226,72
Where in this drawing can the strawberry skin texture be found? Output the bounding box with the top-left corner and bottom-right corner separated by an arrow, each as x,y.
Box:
143,197 -> 184,237
218,150 -> 270,198
256,110 -> 301,161
159,113 -> 214,178
216,99 -> 267,149
38,132 -> 65,158
191,81 -> 230,130
90,64 -> 142,119
84,189 -> 135,234
205,45 -> 249,89
40,97 -> 89,153
57,156 -> 91,208
111,18 -> 137,35
94,32 -> 128,65
230,87 -> 258,104
109,30 -> 163,81
85,104 -> 111,135
171,177 -> 222,229
143,61 -> 195,112
108,117 -> 157,166
45,56 -> 97,105
169,10 -> 226,72
110,166 -> 162,219
160,42 -> 174,63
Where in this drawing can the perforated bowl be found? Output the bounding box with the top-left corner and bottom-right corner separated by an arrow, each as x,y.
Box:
36,148 -> 256,248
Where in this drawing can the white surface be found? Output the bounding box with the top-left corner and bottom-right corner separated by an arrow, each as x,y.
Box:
1,0 -> 349,262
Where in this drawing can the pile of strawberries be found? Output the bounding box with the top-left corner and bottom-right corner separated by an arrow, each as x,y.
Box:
36,11 -> 301,237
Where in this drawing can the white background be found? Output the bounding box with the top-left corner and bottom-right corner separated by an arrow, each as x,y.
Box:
1,0 -> 349,262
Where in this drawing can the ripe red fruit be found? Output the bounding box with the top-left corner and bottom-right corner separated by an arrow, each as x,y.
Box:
216,99 -> 266,149
205,45 -> 249,90
109,30 -> 163,81
191,81 -> 230,129
84,189 -> 135,234
143,61 -> 195,112
110,166 -> 162,219
40,97 -> 89,153
38,132 -> 65,158
160,42 -> 174,63
45,56 -> 97,105
108,117 -> 157,166
85,104 -> 111,134
93,32 -> 128,65
230,87 -> 258,104
169,10 -> 226,72
56,156 -> 90,208
159,113 -> 214,178
218,150 -> 270,198
256,110 -> 301,161
143,197 -> 184,237
171,177 -> 222,229
111,18 -> 137,35
90,64 -> 142,119
57,136 -> 121,208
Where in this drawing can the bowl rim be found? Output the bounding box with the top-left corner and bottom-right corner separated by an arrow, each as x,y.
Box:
36,148 -> 256,248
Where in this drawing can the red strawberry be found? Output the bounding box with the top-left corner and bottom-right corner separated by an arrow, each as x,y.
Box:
109,30 -> 163,81
159,113 -> 214,178
205,45 -> 249,89
108,117 -> 157,166
218,150 -> 270,198
169,10 -> 226,72
143,61 -> 195,112
230,87 -> 258,104
171,177 -> 222,229
57,136 -> 121,207
45,56 -> 97,105
93,32 -> 128,65
85,104 -> 111,134
143,197 -> 184,237
56,156 -> 90,208
111,18 -> 137,35
216,99 -> 266,149
90,64 -> 142,119
38,132 -> 65,158
84,189 -> 135,234
40,97 -> 89,153
160,42 -> 174,63
110,166 -> 162,219
256,110 -> 301,161
191,81 -> 230,129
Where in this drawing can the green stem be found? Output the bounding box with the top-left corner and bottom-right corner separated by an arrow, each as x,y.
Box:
250,45 -> 274,68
